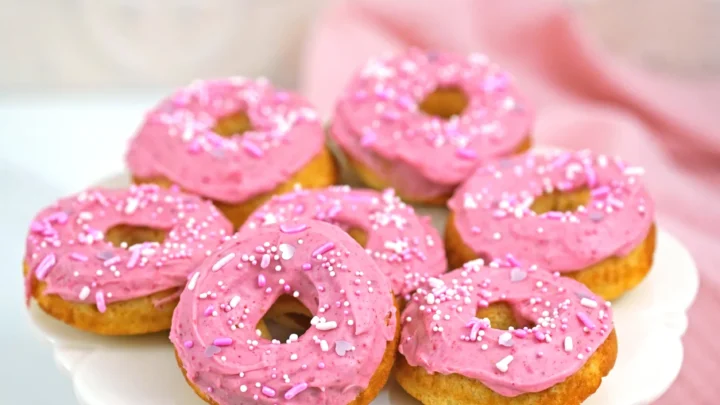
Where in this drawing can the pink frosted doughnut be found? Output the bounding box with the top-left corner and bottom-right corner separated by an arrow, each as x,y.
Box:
24,184 -> 232,334
446,149 -> 656,300
171,219 -> 398,405
126,77 -> 337,228
331,48 -> 533,203
241,186 -> 447,297
396,259 -> 617,403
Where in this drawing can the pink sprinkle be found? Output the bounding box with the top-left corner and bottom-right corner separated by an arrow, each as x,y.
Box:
544,211 -> 563,220
302,263 -> 312,271
184,341 -> 194,348
584,165 -> 597,187
261,254 -> 271,269
103,256 -> 121,267
127,246 -> 142,269
577,312 -> 596,330
551,153 -> 572,168
258,274 -> 266,287
312,242 -> 335,258
360,129 -> 377,147
213,337 -> 233,347
280,223 -> 307,234
70,252 -> 88,262
30,221 -> 46,233
456,148 -> 477,160
591,186 -> 610,198
47,211 -> 69,224
607,197 -> 624,208
492,209 -> 507,218
534,330 -> 545,341
204,305 -> 214,316
187,139 -> 202,154
35,253 -> 56,280
318,362 -> 325,369
514,329 -> 528,338
284,382 -> 308,400
95,291 -> 107,313
261,386 -> 276,398
506,254 -> 520,267
242,139 -> 264,158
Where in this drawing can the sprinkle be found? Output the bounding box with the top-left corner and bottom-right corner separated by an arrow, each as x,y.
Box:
510,268 -> 527,282
279,243 -> 295,260
564,336 -> 573,352
591,186 -> 610,198
312,242 -> 335,258
103,256 -> 121,267
624,166 -> 645,176
70,253 -> 88,262
588,212 -> 605,223
204,305 -> 214,316
580,298 -> 598,308
280,223 -> 307,234
229,296 -> 241,308
184,341 -> 194,348
187,272 -> 200,291
551,153 -> 572,168
124,198 -> 139,214
498,332 -> 514,347
213,337 -> 233,347
456,148 -> 477,160
316,320 -> 338,331
242,139 -> 264,158
495,355 -> 513,373
34,253 -> 56,280
204,345 -> 220,357
360,129 -> 377,147
514,330 -> 528,338
284,382 -> 308,400
320,340 -> 329,352
335,340 -> 352,356
95,291 -> 107,313
302,263 -> 312,271
261,254 -> 271,268
212,253 -> 235,271
534,330 -> 545,341
577,312 -> 596,330
127,246 -> 142,269
78,286 -> 91,300
506,254 -> 521,267
261,386 -> 276,398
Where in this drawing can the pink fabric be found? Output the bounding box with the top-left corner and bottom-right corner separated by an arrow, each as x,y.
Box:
299,0 -> 720,403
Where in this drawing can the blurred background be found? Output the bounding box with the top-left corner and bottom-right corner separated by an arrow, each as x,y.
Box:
1,0 -> 718,404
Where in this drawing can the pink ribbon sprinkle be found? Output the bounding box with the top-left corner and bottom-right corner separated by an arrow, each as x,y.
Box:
34,253 -> 56,280
258,274 -> 266,287
242,139 -> 264,158
212,337 -> 233,347
577,312 -> 596,330
311,242 -> 335,258
95,291 -> 107,313
280,223 -> 307,234
261,386 -> 276,398
70,252 -> 88,262
284,382 -> 308,400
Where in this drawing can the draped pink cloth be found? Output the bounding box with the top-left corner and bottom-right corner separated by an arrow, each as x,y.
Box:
299,0 -> 720,403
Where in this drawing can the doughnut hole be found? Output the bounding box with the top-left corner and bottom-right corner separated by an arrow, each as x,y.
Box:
213,110 -> 253,138
346,227 -> 368,248
475,302 -> 534,331
531,187 -> 591,215
258,294 -> 317,342
105,224 -> 167,248
419,87 -> 469,119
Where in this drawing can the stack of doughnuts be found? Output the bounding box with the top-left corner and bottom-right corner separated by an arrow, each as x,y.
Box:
24,49 -> 655,405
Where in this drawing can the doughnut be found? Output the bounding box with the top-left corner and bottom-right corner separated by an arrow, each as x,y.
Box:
23,184 -> 232,335
396,259 -> 617,405
242,186 -> 447,298
170,219 -> 399,405
330,48 -> 533,205
127,77 -> 338,229
447,149 -> 656,300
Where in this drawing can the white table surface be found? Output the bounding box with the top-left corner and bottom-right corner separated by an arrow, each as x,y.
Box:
0,92 -> 166,404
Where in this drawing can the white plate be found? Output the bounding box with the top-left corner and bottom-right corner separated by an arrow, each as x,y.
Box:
29,174 -> 699,405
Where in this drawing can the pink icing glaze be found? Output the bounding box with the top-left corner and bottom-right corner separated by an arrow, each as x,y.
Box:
331,48 -> 534,200
448,149 -> 655,272
241,186 -> 447,297
399,259 -> 615,397
126,77 -> 325,203
170,219 -> 397,405
24,184 -> 232,308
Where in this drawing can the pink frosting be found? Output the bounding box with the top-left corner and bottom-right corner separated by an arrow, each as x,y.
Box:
399,259 -> 615,397
448,149 -> 654,272
241,186 -> 447,297
170,219 -> 397,405
331,48 -> 533,200
24,185 -> 232,309
126,77 -> 325,204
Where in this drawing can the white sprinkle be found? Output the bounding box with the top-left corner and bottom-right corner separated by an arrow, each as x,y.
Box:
580,298 -> 598,308
496,355 -> 514,373
124,198 -> 139,214
240,385 -> 247,392
187,272 -> 200,291
78,286 -> 90,300
316,321 -> 338,331
290,353 -> 298,361
498,332 -> 513,347
426,293 -> 435,305
279,243 -> 295,260
564,336 -> 574,352
212,253 -> 235,271
320,340 -> 329,352
229,296 -> 241,308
